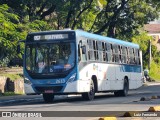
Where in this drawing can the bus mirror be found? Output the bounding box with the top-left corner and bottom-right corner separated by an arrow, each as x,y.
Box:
82,45 -> 86,54
17,45 -> 20,54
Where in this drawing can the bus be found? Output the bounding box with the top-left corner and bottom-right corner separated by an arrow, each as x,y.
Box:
20,29 -> 143,102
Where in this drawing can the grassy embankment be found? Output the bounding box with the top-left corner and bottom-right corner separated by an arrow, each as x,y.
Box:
149,62 -> 160,81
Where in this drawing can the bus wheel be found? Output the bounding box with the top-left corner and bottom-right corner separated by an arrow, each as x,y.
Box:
114,78 -> 129,97
82,80 -> 95,100
43,93 -> 54,103
120,78 -> 129,96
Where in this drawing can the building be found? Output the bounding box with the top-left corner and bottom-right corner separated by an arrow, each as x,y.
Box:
144,24 -> 160,50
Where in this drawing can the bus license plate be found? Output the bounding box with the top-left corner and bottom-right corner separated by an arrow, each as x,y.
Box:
44,90 -> 54,93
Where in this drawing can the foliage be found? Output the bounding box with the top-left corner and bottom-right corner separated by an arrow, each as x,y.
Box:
1,1 -> 160,80
132,32 -> 160,80
0,4 -> 21,66
0,4 -> 51,66
2,0 -> 159,38
131,32 -> 152,68
149,61 -> 160,81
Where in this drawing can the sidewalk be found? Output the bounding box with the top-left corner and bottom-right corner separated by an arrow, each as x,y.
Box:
0,94 -> 43,105
143,81 -> 160,86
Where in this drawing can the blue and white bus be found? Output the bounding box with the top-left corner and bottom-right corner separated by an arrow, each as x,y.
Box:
22,29 -> 143,102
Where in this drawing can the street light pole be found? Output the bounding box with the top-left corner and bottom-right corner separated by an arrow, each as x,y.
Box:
148,40 -> 151,70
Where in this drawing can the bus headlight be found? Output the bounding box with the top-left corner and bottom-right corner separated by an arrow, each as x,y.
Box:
67,73 -> 76,83
24,77 -> 32,85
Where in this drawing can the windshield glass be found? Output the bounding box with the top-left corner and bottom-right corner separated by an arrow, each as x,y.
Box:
25,42 -> 75,74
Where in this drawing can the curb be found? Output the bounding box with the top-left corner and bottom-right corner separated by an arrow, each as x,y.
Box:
99,117 -> 117,120
148,106 -> 160,112
98,105 -> 160,119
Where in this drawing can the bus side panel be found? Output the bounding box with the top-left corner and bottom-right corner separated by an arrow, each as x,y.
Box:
130,71 -> 139,89
130,66 -> 142,89
63,80 -> 90,93
97,63 -> 110,91
106,64 -> 116,90
78,63 -> 97,92
115,64 -> 128,90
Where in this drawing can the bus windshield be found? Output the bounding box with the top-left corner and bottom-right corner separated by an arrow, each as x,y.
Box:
25,42 -> 75,75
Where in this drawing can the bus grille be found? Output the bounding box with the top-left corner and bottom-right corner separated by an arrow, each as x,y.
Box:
35,86 -> 63,93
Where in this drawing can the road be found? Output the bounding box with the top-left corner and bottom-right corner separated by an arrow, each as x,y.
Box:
0,82 -> 160,120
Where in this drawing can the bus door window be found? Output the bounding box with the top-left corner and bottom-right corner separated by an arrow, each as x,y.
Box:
79,40 -> 87,62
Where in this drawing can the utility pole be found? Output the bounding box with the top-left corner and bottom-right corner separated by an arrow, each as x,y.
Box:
148,40 -> 151,70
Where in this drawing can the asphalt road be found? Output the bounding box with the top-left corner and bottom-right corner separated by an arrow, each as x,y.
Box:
0,82 -> 160,120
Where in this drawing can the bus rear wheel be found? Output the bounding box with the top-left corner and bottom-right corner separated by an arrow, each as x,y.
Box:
114,78 -> 129,97
43,93 -> 54,103
82,80 -> 95,100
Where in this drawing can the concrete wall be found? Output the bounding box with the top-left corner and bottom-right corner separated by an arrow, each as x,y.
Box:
0,76 -> 24,94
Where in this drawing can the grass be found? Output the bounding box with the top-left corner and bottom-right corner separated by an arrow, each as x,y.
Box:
0,73 -> 23,81
149,62 -> 160,81
0,92 -> 23,97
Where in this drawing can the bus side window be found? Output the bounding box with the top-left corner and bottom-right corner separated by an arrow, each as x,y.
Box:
121,46 -> 125,63
96,41 -> 99,60
118,45 -> 121,63
129,48 -> 134,64
102,42 -> 106,61
114,44 -> 119,63
136,49 -> 140,65
97,41 -> 103,61
88,39 -> 95,61
132,48 -> 136,64
111,44 -> 115,62
126,47 -> 129,64
93,40 -> 98,61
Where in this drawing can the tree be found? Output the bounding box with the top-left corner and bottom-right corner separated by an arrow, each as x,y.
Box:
1,0 -> 159,40
0,4 -> 51,66
0,4 -> 20,66
90,0 -> 159,39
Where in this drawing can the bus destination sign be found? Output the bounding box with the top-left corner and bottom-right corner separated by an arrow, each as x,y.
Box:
34,34 -> 68,41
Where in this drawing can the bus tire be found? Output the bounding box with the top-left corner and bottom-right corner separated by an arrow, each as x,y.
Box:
82,80 -> 95,100
114,78 -> 129,97
43,93 -> 54,103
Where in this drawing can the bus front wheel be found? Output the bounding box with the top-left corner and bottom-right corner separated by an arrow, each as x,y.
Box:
82,80 -> 95,100
43,93 -> 54,103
